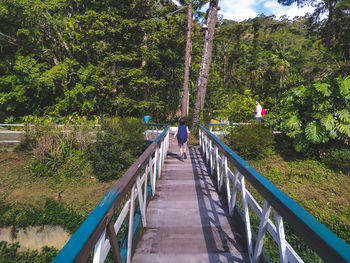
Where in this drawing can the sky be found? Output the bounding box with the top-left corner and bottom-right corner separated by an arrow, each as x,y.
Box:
172,0 -> 316,21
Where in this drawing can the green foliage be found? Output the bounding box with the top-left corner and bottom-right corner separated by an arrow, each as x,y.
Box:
224,124 -> 275,160
0,241 -> 58,263
280,76 -> 350,154
322,148 -> 350,173
4,116 -> 16,124
91,117 -> 145,181
0,199 -> 84,233
215,90 -> 255,122
22,117 -> 95,178
0,0 -> 194,122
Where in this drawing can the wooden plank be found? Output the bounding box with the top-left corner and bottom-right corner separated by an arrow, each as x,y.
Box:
133,140 -> 248,262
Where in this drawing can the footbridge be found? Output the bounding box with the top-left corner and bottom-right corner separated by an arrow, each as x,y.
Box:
53,124 -> 350,263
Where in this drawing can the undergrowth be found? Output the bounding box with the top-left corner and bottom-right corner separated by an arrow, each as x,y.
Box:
0,198 -> 84,234
0,241 -> 58,263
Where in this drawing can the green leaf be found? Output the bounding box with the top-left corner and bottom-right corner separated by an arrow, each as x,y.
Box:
283,115 -> 301,130
320,114 -> 335,131
313,82 -> 331,97
305,122 -> 328,144
329,129 -> 338,139
335,123 -> 350,137
292,85 -> 306,97
338,76 -> 350,96
335,109 -> 350,123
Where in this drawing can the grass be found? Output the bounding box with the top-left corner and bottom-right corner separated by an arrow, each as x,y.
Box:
0,149 -> 115,218
249,154 -> 350,244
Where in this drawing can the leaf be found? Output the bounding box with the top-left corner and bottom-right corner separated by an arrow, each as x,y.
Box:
335,109 -> 350,123
305,122 -> 328,144
313,82 -> 331,97
336,123 -> 350,137
329,129 -> 338,139
338,76 -> 350,96
320,114 -> 335,131
292,85 -> 306,97
283,115 -> 301,130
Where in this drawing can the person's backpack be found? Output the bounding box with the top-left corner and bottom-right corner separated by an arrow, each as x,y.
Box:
261,108 -> 267,116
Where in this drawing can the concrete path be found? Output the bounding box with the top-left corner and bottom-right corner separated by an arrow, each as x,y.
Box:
132,141 -> 248,263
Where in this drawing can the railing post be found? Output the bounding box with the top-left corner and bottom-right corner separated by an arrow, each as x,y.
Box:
126,185 -> 136,263
199,128 -> 201,148
241,176 -> 253,262
136,174 -> 146,227
253,200 -> 272,262
152,147 -> 158,195
224,154 -> 232,214
157,144 -> 162,178
107,221 -> 122,263
93,230 -> 106,263
205,135 -> 209,163
229,167 -> 240,216
202,131 -> 205,156
207,139 -> 211,164
143,164 -> 149,223
275,211 -> 288,263
215,146 -> 221,191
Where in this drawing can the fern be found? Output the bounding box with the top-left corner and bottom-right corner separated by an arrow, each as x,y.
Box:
305,122 -> 328,144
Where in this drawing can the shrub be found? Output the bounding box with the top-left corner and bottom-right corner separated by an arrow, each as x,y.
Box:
21,119 -> 95,178
0,241 -> 58,263
224,124 -> 275,160
0,199 -> 84,233
322,148 -> 350,173
91,117 -> 145,181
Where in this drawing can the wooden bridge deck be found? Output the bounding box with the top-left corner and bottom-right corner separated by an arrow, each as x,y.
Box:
132,140 -> 248,263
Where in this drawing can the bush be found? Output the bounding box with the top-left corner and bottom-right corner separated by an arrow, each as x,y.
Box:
21,119 -> 95,178
224,124 -> 275,160
322,148 -> 350,173
0,241 -> 58,263
91,117 -> 145,181
0,199 -> 84,233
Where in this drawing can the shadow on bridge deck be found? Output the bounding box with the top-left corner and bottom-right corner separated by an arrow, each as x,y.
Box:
132,140 -> 248,263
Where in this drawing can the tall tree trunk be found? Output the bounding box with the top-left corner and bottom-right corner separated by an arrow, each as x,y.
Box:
191,0 -> 219,131
325,0 -> 336,47
181,3 -> 192,118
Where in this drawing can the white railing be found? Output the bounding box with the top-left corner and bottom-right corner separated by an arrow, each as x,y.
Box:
53,125 -> 170,263
199,124 -> 350,263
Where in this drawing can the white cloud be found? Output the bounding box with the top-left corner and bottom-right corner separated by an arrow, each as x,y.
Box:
218,0 -> 260,21
210,0 -> 318,21
263,1 -> 314,19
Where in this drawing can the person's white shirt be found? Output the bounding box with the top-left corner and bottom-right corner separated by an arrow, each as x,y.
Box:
255,103 -> 262,118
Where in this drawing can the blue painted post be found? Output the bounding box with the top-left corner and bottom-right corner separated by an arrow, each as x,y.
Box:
143,115 -> 150,124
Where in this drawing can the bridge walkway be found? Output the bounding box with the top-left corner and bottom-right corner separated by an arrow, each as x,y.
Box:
132,140 -> 248,262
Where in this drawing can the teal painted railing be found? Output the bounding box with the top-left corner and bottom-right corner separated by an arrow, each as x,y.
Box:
53,124 -> 170,263
199,124 -> 350,263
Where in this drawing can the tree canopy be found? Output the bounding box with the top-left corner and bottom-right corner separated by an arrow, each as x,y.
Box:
0,0 -> 349,152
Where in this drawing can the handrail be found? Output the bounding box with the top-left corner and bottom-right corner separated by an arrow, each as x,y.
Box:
53,125 -> 170,263
198,124 -> 350,263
